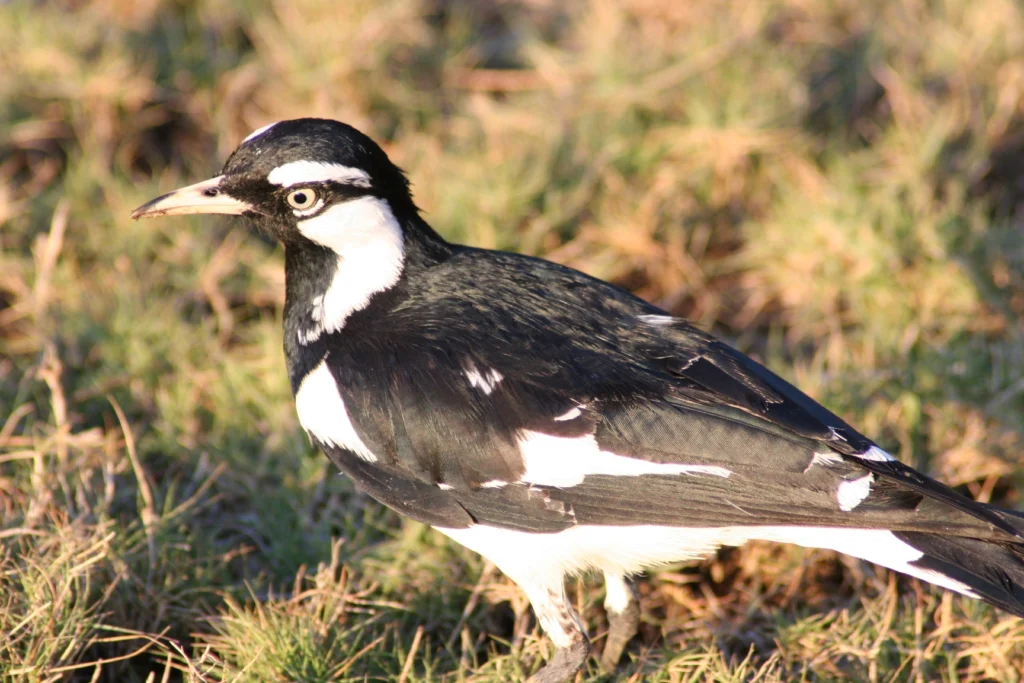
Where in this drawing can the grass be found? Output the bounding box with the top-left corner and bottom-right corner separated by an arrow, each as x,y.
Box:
2,0 -> 1024,680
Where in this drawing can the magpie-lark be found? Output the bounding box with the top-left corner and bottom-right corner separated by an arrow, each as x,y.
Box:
133,118 -> 1024,682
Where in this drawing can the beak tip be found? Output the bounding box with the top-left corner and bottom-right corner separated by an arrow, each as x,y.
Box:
130,197 -> 162,220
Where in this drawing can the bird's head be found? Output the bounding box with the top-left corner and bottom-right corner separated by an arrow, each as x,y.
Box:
131,118 -> 417,245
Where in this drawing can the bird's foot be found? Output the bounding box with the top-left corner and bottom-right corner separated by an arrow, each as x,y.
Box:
526,635 -> 591,683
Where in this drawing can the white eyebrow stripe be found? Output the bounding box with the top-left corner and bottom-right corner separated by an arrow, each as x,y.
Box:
267,161 -> 372,188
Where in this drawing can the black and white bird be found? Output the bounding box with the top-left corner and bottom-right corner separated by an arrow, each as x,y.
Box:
133,118 -> 1024,682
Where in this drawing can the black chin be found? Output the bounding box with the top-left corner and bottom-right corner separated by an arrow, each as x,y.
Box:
239,214 -> 292,246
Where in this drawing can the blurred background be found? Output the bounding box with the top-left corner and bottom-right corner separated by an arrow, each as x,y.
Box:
2,0 -> 1023,680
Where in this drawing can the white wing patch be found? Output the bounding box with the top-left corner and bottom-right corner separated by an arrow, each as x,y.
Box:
267,160 -> 373,188
859,445 -> 898,462
465,365 -> 504,395
553,406 -> 583,422
837,473 -> 873,511
804,450 -> 845,473
437,479 -> 506,491
295,197 -> 405,344
637,314 -> 676,326
516,431 -> 731,487
294,359 -> 377,462
811,451 -> 844,467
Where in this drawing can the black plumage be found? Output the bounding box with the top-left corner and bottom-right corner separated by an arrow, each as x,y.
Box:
133,118 -> 1024,683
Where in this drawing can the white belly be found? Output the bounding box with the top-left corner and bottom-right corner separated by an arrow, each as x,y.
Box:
434,523 -> 979,598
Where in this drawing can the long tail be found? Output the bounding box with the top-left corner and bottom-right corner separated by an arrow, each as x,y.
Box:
893,508 -> 1024,618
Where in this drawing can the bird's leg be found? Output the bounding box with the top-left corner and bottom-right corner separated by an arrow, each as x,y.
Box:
600,572 -> 640,671
523,580 -> 591,683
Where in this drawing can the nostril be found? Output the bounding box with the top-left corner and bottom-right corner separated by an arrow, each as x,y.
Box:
203,188 -> 220,197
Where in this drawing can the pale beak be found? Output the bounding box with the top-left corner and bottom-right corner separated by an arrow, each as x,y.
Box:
130,176 -> 251,219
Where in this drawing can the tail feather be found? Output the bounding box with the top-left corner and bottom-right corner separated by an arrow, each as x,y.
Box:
994,507 -> 1024,534
895,530 -> 1024,618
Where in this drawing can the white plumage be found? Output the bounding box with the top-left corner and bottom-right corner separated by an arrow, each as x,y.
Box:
516,430 -> 732,487
294,359 -> 377,462
295,198 -> 405,343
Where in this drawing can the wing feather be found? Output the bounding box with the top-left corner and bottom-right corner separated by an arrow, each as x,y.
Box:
309,253 -> 1019,542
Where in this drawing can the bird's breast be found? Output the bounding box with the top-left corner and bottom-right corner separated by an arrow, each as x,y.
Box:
292,356 -> 377,463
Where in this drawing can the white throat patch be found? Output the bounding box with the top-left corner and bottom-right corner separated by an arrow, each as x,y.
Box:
296,196 -> 405,344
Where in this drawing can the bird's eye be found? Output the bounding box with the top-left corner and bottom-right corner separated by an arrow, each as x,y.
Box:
286,188 -> 318,210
